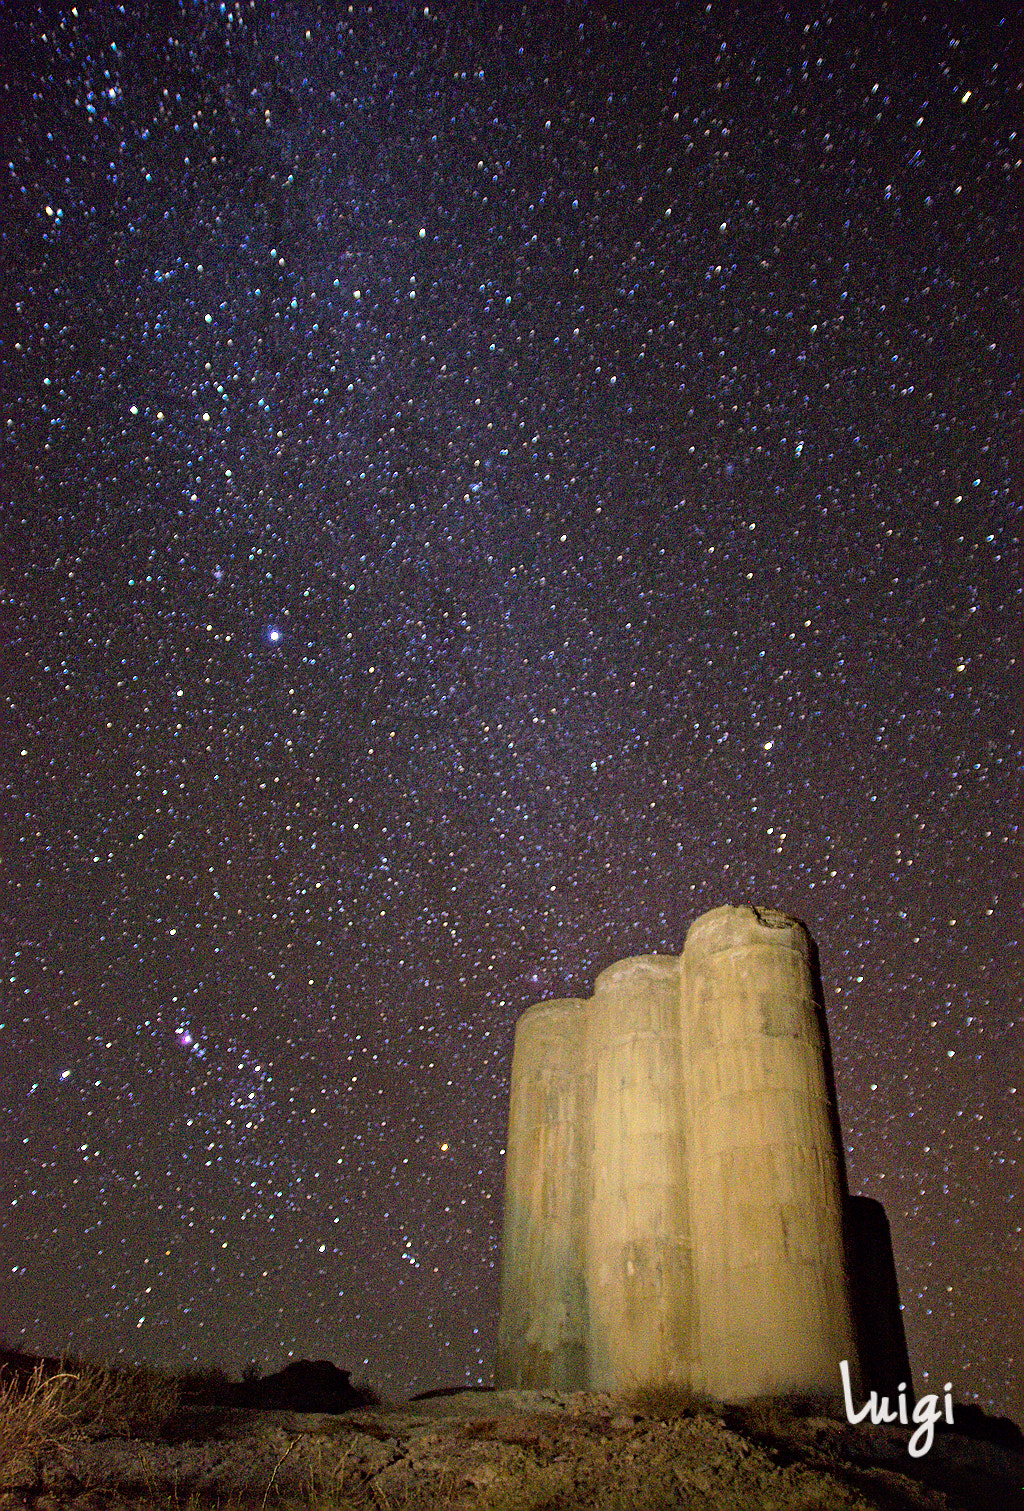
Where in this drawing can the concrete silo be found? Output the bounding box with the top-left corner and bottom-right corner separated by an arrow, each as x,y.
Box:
495,998 -> 590,1388
682,904 -> 860,1399
586,955 -> 696,1389
496,904 -> 866,1400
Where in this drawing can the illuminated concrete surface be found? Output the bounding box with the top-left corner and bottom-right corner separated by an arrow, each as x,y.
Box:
497,904 -> 868,1400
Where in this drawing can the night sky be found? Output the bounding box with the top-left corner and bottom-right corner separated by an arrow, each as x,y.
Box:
1,0 -> 1020,1417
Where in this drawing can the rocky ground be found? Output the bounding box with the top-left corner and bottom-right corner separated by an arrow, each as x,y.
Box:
2,1387 -> 1021,1510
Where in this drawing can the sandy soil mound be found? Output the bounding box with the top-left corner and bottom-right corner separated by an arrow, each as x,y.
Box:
3,1388 -> 1020,1509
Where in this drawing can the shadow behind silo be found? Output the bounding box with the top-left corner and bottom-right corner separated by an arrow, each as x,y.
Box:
846,1195 -> 915,1403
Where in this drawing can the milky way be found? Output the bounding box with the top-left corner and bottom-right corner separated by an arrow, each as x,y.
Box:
1,1 -> 1020,1415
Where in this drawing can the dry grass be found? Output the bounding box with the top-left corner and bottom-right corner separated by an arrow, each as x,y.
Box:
618,1379 -> 718,1420
65,1357 -> 182,1437
0,1363 -> 84,1478
179,1366 -> 234,1407
0,1357 -> 181,1483
4,1367 -> 1002,1511
727,1389 -> 846,1444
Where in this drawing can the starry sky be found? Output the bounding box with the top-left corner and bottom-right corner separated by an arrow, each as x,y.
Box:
1,0 -> 1020,1416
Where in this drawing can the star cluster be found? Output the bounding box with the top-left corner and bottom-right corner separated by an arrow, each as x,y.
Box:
1,1 -> 1020,1414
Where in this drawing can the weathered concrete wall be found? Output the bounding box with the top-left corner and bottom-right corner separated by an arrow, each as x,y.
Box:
496,904 -> 868,1401
495,998 -> 590,1388
587,955 -> 695,1389
683,906 -> 860,1399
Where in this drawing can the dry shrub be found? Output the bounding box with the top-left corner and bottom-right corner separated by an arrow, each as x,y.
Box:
463,1412 -> 553,1447
366,1464 -> 466,1511
0,1357 -> 181,1480
66,1359 -> 181,1438
619,1380 -> 717,1420
462,1416 -> 502,1439
729,1393 -> 799,1443
179,1365 -> 233,1408
0,1363 -> 84,1479
727,1390 -> 844,1450
351,1374 -> 383,1409
787,1489 -> 854,1511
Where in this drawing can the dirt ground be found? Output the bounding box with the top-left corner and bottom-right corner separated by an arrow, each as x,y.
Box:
3,1387 -> 1022,1510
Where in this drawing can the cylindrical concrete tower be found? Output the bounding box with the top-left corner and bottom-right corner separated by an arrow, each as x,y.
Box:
495,998 -> 591,1388
682,904 -> 859,1400
586,955 -> 696,1390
